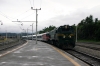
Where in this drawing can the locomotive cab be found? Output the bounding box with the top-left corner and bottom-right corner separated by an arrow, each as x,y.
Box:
55,25 -> 75,49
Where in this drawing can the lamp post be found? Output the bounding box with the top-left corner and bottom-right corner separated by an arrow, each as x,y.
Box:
6,30 -> 7,40
27,26 -> 31,40
22,29 -> 26,37
30,23 -> 34,40
76,25 -> 77,42
26,23 -> 34,40
0,21 -> 4,39
26,28 -> 29,40
12,19 -> 35,40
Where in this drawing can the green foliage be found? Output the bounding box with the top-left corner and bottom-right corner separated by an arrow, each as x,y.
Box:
77,15 -> 100,41
38,15 -> 100,41
39,25 -> 56,34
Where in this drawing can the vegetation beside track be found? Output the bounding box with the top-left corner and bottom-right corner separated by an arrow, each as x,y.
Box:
76,15 -> 100,41
0,38 -> 7,42
0,38 -> 18,43
77,40 -> 100,44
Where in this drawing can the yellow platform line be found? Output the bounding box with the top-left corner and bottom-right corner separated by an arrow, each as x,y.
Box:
0,41 -> 28,57
52,46 -> 81,66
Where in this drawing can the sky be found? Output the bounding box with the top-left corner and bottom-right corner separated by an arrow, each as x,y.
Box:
0,0 -> 100,33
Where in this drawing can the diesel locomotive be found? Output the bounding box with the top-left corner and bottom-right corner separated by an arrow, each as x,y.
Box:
48,25 -> 75,49
22,25 -> 75,49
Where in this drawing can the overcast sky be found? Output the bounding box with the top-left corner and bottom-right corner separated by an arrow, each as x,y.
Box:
0,0 -> 100,33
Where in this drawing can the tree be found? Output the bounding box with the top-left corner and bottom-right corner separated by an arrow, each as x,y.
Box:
78,15 -> 97,40
39,25 -> 56,34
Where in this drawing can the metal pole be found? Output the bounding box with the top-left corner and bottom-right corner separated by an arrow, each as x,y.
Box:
32,23 -> 33,40
27,28 -> 28,40
20,32 -> 22,39
36,9 -> 37,44
31,7 -> 41,44
76,25 -> 77,42
6,30 -> 7,40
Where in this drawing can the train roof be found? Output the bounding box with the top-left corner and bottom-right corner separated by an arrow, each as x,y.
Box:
22,32 -> 49,38
32,32 -> 49,36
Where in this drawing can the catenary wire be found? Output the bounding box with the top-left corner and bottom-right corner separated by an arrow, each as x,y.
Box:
0,11 -> 12,21
29,0 -> 32,7
13,8 -> 31,19
40,0 -> 42,8
20,12 -> 35,20
33,0 -> 35,8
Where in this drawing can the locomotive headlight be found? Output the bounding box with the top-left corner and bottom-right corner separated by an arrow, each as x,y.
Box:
69,35 -> 71,38
63,35 -> 66,38
65,25 -> 67,29
69,34 -> 74,38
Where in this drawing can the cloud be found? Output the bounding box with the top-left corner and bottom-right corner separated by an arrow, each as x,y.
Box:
1,0 -> 100,33
43,10 -> 87,27
41,5 -> 100,29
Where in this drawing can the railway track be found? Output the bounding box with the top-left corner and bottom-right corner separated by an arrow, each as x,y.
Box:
49,42 -> 100,66
66,49 -> 100,66
0,40 -> 26,51
65,42 -> 100,66
76,43 -> 100,51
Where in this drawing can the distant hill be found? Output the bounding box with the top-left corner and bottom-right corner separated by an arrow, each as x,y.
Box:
0,33 -> 31,37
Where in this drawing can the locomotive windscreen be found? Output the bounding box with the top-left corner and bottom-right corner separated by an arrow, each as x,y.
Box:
57,25 -> 73,33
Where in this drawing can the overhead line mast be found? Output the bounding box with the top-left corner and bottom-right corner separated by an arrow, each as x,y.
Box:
12,19 -> 35,41
31,7 -> 41,44
12,7 -> 41,44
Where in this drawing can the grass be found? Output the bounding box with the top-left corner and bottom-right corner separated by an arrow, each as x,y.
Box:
0,38 -> 7,42
77,40 -> 100,44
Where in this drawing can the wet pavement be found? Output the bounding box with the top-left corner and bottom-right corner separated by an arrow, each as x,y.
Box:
0,40 -> 88,66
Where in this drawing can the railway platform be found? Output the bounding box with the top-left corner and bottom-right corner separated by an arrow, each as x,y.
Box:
0,40 -> 89,66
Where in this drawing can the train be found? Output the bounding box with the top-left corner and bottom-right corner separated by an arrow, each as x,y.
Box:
22,25 -> 75,49
22,33 -> 50,41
